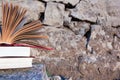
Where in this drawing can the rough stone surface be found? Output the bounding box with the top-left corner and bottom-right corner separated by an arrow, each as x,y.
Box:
66,22 -> 90,35
44,2 -> 65,26
18,0 -> 45,22
0,0 -> 45,22
42,0 -> 79,6
39,26 -> 120,80
106,0 -> 120,27
0,0 -> 120,80
70,0 -> 107,23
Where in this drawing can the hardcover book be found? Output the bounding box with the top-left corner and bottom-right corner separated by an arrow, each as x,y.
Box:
0,47 -> 30,57
0,57 -> 33,69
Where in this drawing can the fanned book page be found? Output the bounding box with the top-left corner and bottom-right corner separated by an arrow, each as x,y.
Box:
0,2 -> 49,48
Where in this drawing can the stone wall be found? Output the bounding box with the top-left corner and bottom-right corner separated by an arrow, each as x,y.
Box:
0,0 -> 120,80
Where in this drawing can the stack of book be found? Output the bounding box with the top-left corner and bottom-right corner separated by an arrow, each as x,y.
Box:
0,47 -> 33,69
0,1 -> 52,69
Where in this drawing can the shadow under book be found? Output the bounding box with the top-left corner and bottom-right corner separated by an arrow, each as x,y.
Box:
0,47 -> 33,69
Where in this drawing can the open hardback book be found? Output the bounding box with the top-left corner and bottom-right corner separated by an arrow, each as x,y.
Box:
0,1 -> 47,45
0,1 -> 52,50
